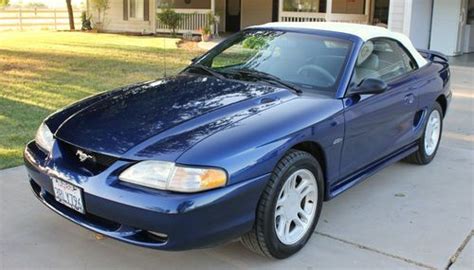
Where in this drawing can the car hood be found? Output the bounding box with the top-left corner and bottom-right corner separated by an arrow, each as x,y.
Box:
55,73 -> 296,160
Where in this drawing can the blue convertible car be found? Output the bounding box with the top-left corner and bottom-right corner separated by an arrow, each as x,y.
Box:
24,23 -> 451,258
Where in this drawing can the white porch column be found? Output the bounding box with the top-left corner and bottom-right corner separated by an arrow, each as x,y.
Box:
211,0 -> 216,34
326,0 -> 333,21
152,0 -> 157,34
278,0 -> 283,21
369,0 -> 375,24
364,0 -> 371,23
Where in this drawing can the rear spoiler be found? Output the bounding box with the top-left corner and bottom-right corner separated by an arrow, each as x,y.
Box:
417,49 -> 449,63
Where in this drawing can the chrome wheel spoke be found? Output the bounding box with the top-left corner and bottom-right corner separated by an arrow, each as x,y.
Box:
297,210 -> 310,224
299,185 -> 313,198
276,215 -> 286,237
296,179 -> 310,193
277,193 -> 287,207
294,216 -> 307,228
291,174 -> 300,191
284,219 -> 292,236
284,177 -> 293,193
275,207 -> 284,218
301,198 -> 314,212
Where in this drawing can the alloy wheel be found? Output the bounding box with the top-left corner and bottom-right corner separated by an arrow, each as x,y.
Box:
274,169 -> 318,245
424,110 -> 441,156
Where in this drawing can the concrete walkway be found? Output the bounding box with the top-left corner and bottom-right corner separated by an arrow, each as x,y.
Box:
1,66 -> 473,269
198,36 -> 227,50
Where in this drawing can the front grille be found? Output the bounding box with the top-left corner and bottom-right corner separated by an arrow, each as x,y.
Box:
58,140 -> 119,174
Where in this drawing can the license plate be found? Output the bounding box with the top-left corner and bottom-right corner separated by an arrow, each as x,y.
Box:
52,177 -> 85,214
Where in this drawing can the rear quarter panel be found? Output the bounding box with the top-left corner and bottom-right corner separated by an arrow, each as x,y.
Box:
414,60 -> 451,126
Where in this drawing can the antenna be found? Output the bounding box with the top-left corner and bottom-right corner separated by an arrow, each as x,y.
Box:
163,37 -> 167,78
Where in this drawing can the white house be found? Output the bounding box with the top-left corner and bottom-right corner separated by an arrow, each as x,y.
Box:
87,0 -> 474,56
388,0 -> 473,56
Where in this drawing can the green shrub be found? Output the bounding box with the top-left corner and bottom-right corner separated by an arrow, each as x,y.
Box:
90,0 -> 110,31
81,12 -> 92,31
157,6 -> 182,37
206,11 -> 217,28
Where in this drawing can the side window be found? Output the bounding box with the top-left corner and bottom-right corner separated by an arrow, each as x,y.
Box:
400,47 -> 418,71
352,39 -> 418,86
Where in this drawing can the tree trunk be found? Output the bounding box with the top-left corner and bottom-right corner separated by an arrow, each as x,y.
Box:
65,0 -> 75,30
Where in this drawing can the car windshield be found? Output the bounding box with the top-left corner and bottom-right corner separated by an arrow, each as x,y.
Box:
195,30 -> 352,92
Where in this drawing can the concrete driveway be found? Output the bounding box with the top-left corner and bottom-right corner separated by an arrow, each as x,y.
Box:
1,64 -> 473,269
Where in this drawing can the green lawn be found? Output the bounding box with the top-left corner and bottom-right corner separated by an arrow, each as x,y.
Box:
0,31 -> 202,169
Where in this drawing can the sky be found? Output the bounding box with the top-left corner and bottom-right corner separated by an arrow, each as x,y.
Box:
10,0 -> 84,8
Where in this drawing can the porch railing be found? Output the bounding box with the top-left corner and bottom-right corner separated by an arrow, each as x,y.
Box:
156,9 -> 370,35
280,12 -> 326,22
279,11 -> 369,24
156,8 -> 211,34
326,13 -> 369,24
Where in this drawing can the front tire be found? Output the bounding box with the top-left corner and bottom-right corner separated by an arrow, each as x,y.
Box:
241,150 -> 324,259
405,102 -> 443,165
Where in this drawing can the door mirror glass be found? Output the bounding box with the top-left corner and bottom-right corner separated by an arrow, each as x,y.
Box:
349,78 -> 387,95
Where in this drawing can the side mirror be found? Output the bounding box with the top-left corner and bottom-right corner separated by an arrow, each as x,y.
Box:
349,78 -> 387,95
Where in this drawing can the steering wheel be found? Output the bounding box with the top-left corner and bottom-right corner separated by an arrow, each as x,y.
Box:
297,65 -> 336,87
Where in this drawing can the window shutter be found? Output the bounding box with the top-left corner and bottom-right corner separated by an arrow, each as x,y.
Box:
123,0 -> 128,21
144,0 -> 150,21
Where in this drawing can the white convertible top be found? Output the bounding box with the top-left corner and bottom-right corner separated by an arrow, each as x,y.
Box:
254,22 -> 428,67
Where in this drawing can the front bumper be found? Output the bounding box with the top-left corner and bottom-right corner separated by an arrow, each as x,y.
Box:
24,141 -> 269,250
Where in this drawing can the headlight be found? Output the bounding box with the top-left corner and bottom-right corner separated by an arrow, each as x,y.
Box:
119,161 -> 227,193
35,122 -> 55,153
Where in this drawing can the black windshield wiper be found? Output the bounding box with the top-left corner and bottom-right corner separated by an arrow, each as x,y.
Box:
187,64 -> 226,80
231,68 -> 303,94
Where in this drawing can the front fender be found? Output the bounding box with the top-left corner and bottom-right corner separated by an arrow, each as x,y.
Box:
177,95 -> 345,186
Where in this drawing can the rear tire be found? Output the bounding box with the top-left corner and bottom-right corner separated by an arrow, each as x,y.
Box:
241,150 -> 324,259
405,102 -> 443,165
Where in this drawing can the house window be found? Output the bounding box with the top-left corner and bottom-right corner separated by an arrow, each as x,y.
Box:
283,0 -> 321,12
332,0 -> 366,14
157,0 -> 210,9
130,0 -> 145,20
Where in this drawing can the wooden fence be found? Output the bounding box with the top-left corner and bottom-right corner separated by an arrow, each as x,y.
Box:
0,8 -> 83,31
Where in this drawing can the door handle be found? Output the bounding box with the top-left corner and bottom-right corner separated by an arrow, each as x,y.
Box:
404,94 -> 415,105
